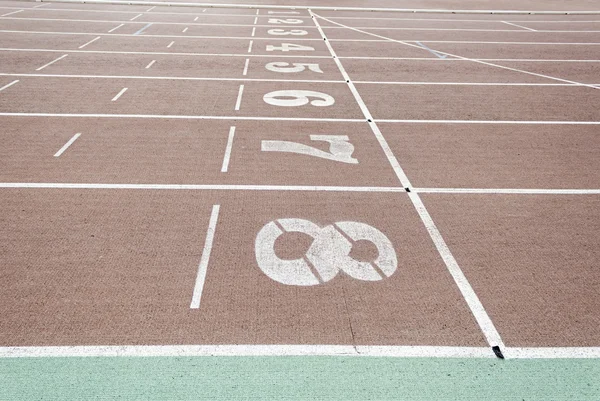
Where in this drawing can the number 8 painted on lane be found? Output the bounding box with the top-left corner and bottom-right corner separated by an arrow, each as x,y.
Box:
263,90 -> 334,107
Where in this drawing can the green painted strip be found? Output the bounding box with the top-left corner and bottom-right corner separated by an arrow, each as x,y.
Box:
1,356 -> 599,400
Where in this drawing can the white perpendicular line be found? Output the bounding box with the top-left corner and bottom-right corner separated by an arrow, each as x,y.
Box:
310,9 -> 505,349
146,5 -> 155,11
501,20 -> 537,31
242,58 -> 250,75
221,126 -> 235,172
53,133 -> 81,157
108,23 -> 124,33
77,36 -> 100,49
234,84 -> 244,110
130,13 -> 143,21
0,183 -> 406,192
189,204 -> 220,309
145,59 -> 156,69
111,87 -> 128,101
0,344 -> 598,358
1,9 -> 23,16
247,40 -> 253,53
0,80 -> 19,92
414,188 -> 600,194
35,53 -> 68,71
251,26 -> 256,36
167,40 -> 175,48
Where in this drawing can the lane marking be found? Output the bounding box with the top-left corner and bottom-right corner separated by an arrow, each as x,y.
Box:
1,9 -> 23,16
145,59 -> 156,69
315,15 -> 600,90
107,23 -> 124,32
414,188 -> 600,194
311,9 -> 505,349
0,344 -> 598,358
182,27 -> 188,33
415,41 -> 447,59
129,13 -> 142,21
0,80 -> 19,92
355,81 -> 596,86
133,22 -> 152,35
502,20 -> 537,31
256,9 -> 259,15
189,204 -> 221,309
377,119 -> 600,124
220,126 -> 235,172
35,53 -> 68,71
146,5 -> 156,12
253,16 -> 257,24
234,84 -> 244,110
194,16 -> 198,21
111,87 -> 127,101
251,26 -> 255,36
167,40 -> 175,47
32,3 -> 50,8
242,58 -> 249,75
247,40 -> 253,52
202,8 -> 206,12
77,36 -> 100,49
53,132 -> 81,157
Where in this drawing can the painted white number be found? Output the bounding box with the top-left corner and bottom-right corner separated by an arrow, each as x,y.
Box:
262,135 -> 358,164
255,219 -> 397,286
267,29 -> 308,36
268,18 -> 304,24
266,43 -> 314,52
263,90 -> 334,107
265,62 -> 323,74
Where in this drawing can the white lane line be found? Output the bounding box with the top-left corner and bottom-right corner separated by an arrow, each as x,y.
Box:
414,188 -> 600,194
182,27 -> 188,33
377,119 -> 600,124
0,344 -> 598,359
0,72 -> 341,83
0,183 -> 406,192
146,5 -> 156,12
53,133 -> 81,157
502,20 -> 537,31
194,16 -> 198,21
315,15 -> 600,90
189,204 -> 220,309
0,80 -> 19,92
221,126 -> 235,172
167,40 -> 175,47
130,13 -> 143,21
242,58 -> 249,75
253,16 -> 258,24
256,9 -> 259,15
145,59 -> 156,69
202,9 -> 206,12
111,87 -> 127,101
108,23 -> 124,32
247,40 -> 253,52
35,53 -> 68,71
311,9 -> 505,349
251,26 -> 255,36
32,3 -> 50,8
77,36 -> 100,48
234,84 -> 244,110
355,81 -> 594,86
1,9 -> 23,16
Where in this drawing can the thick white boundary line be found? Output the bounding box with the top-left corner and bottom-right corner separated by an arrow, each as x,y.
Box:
53,132 -> 80,157
414,188 -> 600,194
220,126 -> 235,172
34,53 -> 68,71
311,9 -> 504,349
377,119 -> 600,124
0,344 -> 598,358
26,0 -> 600,15
190,204 -> 220,309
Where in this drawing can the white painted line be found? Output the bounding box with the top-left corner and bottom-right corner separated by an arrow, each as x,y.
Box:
146,5 -> 156,11
182,27 -> 188,33
251,26 -> 255,36
247,39 -> 253,53
414,188 -> 600,194
53,133 -> 81,157
202,8 -> 206,12
133,22 -> 152,35
1,9 -> 23,16
234,84 -> 244,110
189,204 -> 220,309
35,53 -> 68,71
338,57 -> 600,62
315,14 -> 600,90
0,72 -> 342,83
111,87 -> 127,101
0,112 -> 363,122
221,126 -> 235,172
167,40 -> 175,48
108,23 -> 124,32
415,41 -> 447,59
242,58 -> 249,75
193,16 -> 198,21
33,3 -> 50,8
256,9 -> 259,15
0,80 -> 19,92
130,13 -> 143,21
502,20 -> 537,31
311,9 -> 505,349
355,81 -> 591,86
0,182 -> 405,192
0,344 -> 598,358
378,119 -> 600,124
145,59 -> 156,69
253,16 -> 257,24
77,36 -> 100,48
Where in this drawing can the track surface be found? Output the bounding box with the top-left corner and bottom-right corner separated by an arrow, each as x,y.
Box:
0,0 -> 599,398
